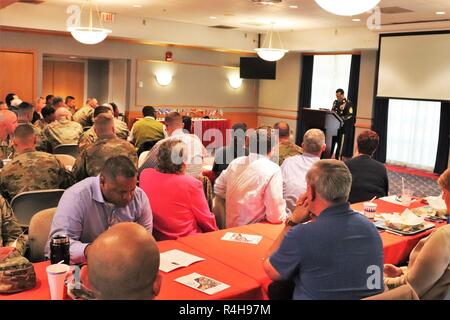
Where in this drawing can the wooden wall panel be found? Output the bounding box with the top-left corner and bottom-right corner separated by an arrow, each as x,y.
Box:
0,50 -> 35,102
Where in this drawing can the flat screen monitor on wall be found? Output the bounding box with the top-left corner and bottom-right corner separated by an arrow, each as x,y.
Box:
240,57 -> 277,80
377,31 -> 450,101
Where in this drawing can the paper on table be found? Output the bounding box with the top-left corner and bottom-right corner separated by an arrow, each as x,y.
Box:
221,232 -> 263,245
379,195 -> 416,207
159,249 -> 205,273
175,272 -> 230,295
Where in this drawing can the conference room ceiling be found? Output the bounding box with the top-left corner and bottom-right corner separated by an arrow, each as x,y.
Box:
13,0 -> 450,31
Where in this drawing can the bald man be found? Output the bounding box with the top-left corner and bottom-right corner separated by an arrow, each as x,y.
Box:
43,107 -> 83,152
87,222 -> 161,300
273,122 -> 303,166
0,110 -> 18,159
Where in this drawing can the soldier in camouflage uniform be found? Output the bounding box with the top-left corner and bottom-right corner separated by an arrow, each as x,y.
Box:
0,110 -> 18,159
43,107 -> 83,152
72,97 -> 98,128
0,124 -> 75,202
78,106 -> 129,152
15,102 -> 50,152
272,122 -> 303,165
0,195 -> 27,256
73,116 -> 137,181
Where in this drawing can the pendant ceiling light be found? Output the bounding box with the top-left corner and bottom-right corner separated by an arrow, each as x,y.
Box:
255,23 -> 288,62
314,0 -> 381,16
67,0 -> 112,45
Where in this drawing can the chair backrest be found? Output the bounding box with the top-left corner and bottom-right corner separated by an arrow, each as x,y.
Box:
54,154 -> 76,169
212,196 -> 226,230
11,189 -> 65,226
138,151 -> 150,168
53,144 -> 79,158
28,208 -> 56,262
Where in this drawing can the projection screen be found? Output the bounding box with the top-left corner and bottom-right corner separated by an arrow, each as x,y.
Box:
377,32 -> 450,101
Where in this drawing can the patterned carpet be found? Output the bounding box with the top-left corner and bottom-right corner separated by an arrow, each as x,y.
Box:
388,169 -> 441,198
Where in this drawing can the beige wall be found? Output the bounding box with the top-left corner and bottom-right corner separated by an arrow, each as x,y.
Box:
257,52 -> 301,139
108,59 -> 129,113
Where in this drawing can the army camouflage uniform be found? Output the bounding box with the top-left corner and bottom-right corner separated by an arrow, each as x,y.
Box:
73,137 -> 138,181
78,119 -> 130,152
0,136 -> 14,160
17,121 -> 50,153
43,119 -> 83,152
72,106 -> 94,128
273,140 -> 303,166
0,195 -> 26,256
0,149 -> 75,202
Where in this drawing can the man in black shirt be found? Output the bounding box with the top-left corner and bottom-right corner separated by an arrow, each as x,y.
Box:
345,130 -> 389,204
331,88 -> 354,159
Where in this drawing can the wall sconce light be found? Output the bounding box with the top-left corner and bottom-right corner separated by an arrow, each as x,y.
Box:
228,76 -> 243,89
155,72 -> 173,86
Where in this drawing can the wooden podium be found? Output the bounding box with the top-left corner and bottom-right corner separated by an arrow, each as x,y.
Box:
300,109 -> 343,159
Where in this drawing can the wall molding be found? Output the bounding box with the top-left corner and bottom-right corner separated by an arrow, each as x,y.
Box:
258,112 -> 298,120
138,59 -> 239,70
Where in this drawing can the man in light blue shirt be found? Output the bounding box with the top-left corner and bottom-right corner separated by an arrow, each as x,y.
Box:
281,129 -> 326,214
46,155 -> 153,264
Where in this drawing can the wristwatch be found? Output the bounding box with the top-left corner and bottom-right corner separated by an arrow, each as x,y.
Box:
285,218 -> 298,227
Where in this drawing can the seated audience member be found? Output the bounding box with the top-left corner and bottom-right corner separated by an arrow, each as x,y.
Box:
34,105 -> 56,130
139,112 -> 208,177
0,101 -> 7,111
128,106 -> 165,150
384,168 -> 450,300
45,94 -> 54,107
263,159 -> 384,300
212,122 -> 248,176
345,130 -> 389,203
65,96 -> 76,114
214,126 -> 287,228
87,222 -> 161,300
46,156 -> 153,264
0,124 -> 74,202
0,110 -> 18,159
43,107 -> 83,152
78,106 -> 128,152
16,101 -> 49,152
73,97 -> 98,127
109,102 -> 129,140
51,96 -> 65,110
281,129 -> 326,214
182,116 -> 192,134
273,122 -> 303,165
9,98 -> 23,112
140,139 -> 218,240
0,195 -> 27,257
73,113 -> 137,181
5,93 -> 18,110
31,97 -> 45,124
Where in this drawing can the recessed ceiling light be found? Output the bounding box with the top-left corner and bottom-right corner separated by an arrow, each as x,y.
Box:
289,5 -> 298,9
436,11 -> 445,15
209,16 -> 217,19
69,56 -> 77,59
352,18 -> 361,22
132,4 -> 142,8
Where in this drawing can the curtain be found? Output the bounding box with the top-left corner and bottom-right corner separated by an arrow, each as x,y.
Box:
372,98 -> 389,163
296,55 -> 314,145
310,54 -> 352,110
342,54 -> 361,158
434,102 -> 450,174
386,99 -> 441,171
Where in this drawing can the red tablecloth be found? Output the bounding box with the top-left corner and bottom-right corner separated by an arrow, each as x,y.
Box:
0,240 -> 263,300
191,119 -> 231,148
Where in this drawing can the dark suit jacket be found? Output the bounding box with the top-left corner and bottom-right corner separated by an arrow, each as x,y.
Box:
345,155 -> 389,204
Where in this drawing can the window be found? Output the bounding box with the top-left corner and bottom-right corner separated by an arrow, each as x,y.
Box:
310,54 -> 352,109
386,99 -> 441,171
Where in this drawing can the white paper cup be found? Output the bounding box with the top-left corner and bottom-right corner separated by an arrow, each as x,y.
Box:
401,189 -> 413,207
46,263 -> 70,300
363,202 -> 377,219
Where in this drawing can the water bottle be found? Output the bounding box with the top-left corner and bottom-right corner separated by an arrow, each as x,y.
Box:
50,235 -> 70,265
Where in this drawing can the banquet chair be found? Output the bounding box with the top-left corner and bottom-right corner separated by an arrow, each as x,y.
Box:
53,144 -> 79,158
54,154 -> 76,169
10,189 -> 64,227
212,196 -> 226,229
28,208 -> 56,262
363,284 -> 419,300
138,151 -> 150,168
